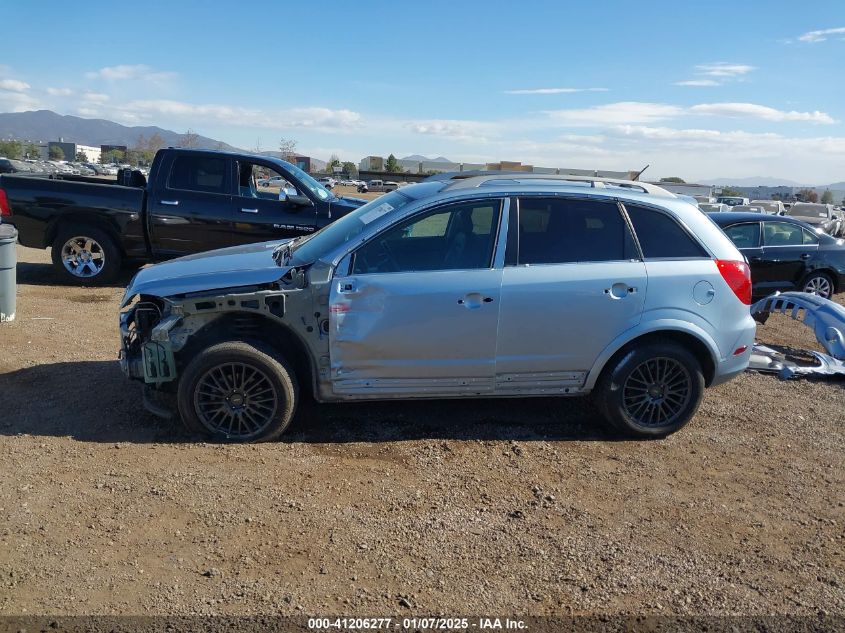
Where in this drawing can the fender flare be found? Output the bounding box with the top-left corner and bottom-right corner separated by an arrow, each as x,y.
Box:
583,319 -> 722,391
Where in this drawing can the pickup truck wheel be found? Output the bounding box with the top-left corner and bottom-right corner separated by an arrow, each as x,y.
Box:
177,341 -> 298,443
51,225 -> 121,285
595,340 -> 704,438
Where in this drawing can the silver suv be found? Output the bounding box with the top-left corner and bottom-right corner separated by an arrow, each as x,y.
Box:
119,174 -> 756,442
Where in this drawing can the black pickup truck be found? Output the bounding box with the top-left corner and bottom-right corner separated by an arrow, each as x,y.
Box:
0,148 -> 366,284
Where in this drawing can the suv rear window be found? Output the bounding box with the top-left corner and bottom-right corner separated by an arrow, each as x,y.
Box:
624,204 -> 708,259
516,198 -> 636,265
168,156 -> 228,194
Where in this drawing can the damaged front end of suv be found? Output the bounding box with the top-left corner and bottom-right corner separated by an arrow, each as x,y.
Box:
118,239 -> 331,434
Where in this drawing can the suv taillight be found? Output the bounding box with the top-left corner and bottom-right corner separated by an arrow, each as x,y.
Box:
716,259 -> 752,305
0,189 -> 9,218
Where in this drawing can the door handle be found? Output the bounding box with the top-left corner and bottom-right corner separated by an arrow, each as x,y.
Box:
240,208 -> 259,214
337,280 -> 357,294
160,200 -> 179,206
457,292 -> 491,309
604,282 -> 636,299
749,256 -> 762,263
800,253 -> 811,260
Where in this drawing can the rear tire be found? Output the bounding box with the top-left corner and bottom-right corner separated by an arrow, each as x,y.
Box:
595,340 -> 704,438
51,224 -> 121,285
800,271 -> 834,299
177,341 -> 298,443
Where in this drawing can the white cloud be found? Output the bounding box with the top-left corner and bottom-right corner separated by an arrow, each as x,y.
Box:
504,87 -> 609,95
696,62 -> 756,77
407,119 -> 493,142
690,102 -> 836,124
674,79 -> 719,87
85,64 -> 177,82
109,99 -> 362,132
0,90 -> 41,112
543,102 -> 684,126
797,26 -> 845,43
82,92 -> 110,103
46,87 -> 73,96
0,79 -> 31,92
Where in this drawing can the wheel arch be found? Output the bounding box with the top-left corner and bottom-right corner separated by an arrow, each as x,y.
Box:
46,212 -> 125,255
801,267 -> 839,294
174,311 -> 317,400
586,324 -> 719,391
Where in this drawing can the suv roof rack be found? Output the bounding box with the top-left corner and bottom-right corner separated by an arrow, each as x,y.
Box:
428,171 -> 676,198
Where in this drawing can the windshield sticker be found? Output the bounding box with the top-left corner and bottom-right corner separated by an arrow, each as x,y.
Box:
360,202 -> 394,224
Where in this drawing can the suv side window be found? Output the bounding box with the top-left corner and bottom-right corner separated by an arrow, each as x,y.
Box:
515,197 -> 636,265
723,222 -> 761,249
352,200 -> 501,274
168,156 -> 228,194
763,221 -> 804,246
624,204 -> 708,258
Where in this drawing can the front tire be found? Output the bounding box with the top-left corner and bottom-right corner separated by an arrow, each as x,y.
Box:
595,340 -> 704,438
801,271 -> 834,299
51,224 -> 121,285
177,341 -> 298,442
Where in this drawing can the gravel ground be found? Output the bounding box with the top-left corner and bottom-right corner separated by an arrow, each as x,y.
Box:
0,244 -> 842,617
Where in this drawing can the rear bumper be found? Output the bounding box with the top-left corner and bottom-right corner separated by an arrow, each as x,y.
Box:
710,315 -> 757,387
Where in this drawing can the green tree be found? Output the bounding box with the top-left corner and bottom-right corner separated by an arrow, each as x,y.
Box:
48,145 -> 65,160
25,143 -> 41,159
660,176 -> 686,183
718,187 -> 742,197
100,149 -> 125,164
820,189 -> 833,204
75,150 -> 88,162
796,188 -> 818,203
341,161 -> 358,176
326,154 -> 341,173
385,153 -> 403,173
0,140 -> 22,159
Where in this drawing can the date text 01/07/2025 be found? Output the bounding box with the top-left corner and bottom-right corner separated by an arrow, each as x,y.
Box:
307,617 -> 527,630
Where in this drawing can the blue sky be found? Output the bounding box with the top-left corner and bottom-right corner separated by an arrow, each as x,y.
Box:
1,0 -> 844,182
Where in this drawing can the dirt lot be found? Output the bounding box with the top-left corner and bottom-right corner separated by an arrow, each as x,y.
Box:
0,242 -> 843,618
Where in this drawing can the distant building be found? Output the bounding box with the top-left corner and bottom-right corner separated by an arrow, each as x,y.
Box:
100,144 -> 128,163
359,156 -> 384,171
75,144 -> 101,163
421,160 -> 459,173
48,141 -> 75,161
722,185 -> 795,201
290,155 -> 311,172
650,181 -> 713,198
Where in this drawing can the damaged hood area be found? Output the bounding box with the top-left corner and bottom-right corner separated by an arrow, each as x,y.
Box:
121,239 -> 295,306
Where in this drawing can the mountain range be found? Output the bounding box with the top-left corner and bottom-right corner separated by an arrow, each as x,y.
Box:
700,176 -> 811,187
0,110 -> 239,151
401,154 -> 452,163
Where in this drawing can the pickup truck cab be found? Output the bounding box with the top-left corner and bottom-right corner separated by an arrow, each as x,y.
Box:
0,148 -> 366,284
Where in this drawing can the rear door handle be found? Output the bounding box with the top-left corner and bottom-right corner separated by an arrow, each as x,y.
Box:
800,253 -> 811,260
457,292 -> 492,309
605,282 -> 636,299
240,208 -> 259,214
160,200 -> 179,206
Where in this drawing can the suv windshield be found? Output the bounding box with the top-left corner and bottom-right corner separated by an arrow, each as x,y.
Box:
288,190 -> 414,265
280,160 -> 335,202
